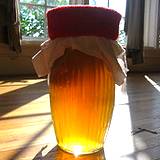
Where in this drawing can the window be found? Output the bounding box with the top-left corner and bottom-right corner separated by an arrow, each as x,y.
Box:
19,0 -> 126,45
19,0 -> 69,39
90,0 -> 127,46
108,0 -> 127,46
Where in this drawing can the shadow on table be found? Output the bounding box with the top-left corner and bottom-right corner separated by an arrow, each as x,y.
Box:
33,145 -> 106,160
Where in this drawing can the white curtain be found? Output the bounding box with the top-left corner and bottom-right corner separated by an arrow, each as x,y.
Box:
144,0 -> 159,47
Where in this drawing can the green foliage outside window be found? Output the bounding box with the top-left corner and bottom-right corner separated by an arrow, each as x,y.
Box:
20,0 -> 45,5
19,0 -> 69,38
118,18 -> 127,46
47,0 -> 69,6
20,4 -> 45,38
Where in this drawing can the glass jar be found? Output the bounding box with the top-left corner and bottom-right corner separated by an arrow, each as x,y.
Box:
49,48 -> 115,155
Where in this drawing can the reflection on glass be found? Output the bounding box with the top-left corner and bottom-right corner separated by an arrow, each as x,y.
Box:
47,0 -> 69,6
20,0 -> 45,5
20,4 -> 45,38
44,146 -> 106,160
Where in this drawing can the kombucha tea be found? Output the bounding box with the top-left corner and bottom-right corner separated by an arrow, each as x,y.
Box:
49,48 -> 115,155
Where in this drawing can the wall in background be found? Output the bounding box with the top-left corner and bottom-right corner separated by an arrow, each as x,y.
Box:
0,43 -> 160,77
128,47 -> 160,72
0,42 -> 40,76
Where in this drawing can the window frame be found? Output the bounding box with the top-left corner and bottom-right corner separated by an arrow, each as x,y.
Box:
19,0 -> 68,41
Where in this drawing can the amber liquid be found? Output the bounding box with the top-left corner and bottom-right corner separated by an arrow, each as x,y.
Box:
49,49 -> 115,155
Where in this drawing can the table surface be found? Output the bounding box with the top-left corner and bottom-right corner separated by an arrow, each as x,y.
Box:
1,73 -> 160,160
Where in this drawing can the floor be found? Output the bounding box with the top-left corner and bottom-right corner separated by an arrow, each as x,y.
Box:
0,73 -> 160,160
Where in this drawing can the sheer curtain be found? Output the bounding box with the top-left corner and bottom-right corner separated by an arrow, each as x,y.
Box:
0,0 -> 21,54
144,0 -> 159,48
124,0 -> 145,64
0,1 -> 8,44
125,0 -> 160,64
8,0 -> 21,53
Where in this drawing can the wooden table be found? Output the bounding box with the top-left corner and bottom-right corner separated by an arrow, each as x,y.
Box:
1,73 -> 160,160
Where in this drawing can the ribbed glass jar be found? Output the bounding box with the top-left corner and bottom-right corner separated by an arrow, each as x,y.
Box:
49,48 -> 115,155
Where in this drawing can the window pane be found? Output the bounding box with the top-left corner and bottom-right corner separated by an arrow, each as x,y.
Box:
109,0 -> 126,16
89,0 -> 109,7
20,4 -> 45,38
47,0 -> 69,6
89,0 -> 126,46
118,18 -> 127,46
46,7 -> 53,12
20,0 -> 45,5
89,0 -> 126,16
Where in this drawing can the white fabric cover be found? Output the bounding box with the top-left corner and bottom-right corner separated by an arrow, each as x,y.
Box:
32,36 -> 127,85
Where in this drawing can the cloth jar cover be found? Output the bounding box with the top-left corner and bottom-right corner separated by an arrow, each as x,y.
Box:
32,6 -> 127,85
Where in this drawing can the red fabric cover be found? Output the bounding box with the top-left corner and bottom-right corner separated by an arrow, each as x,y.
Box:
47,6 -> 121,40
